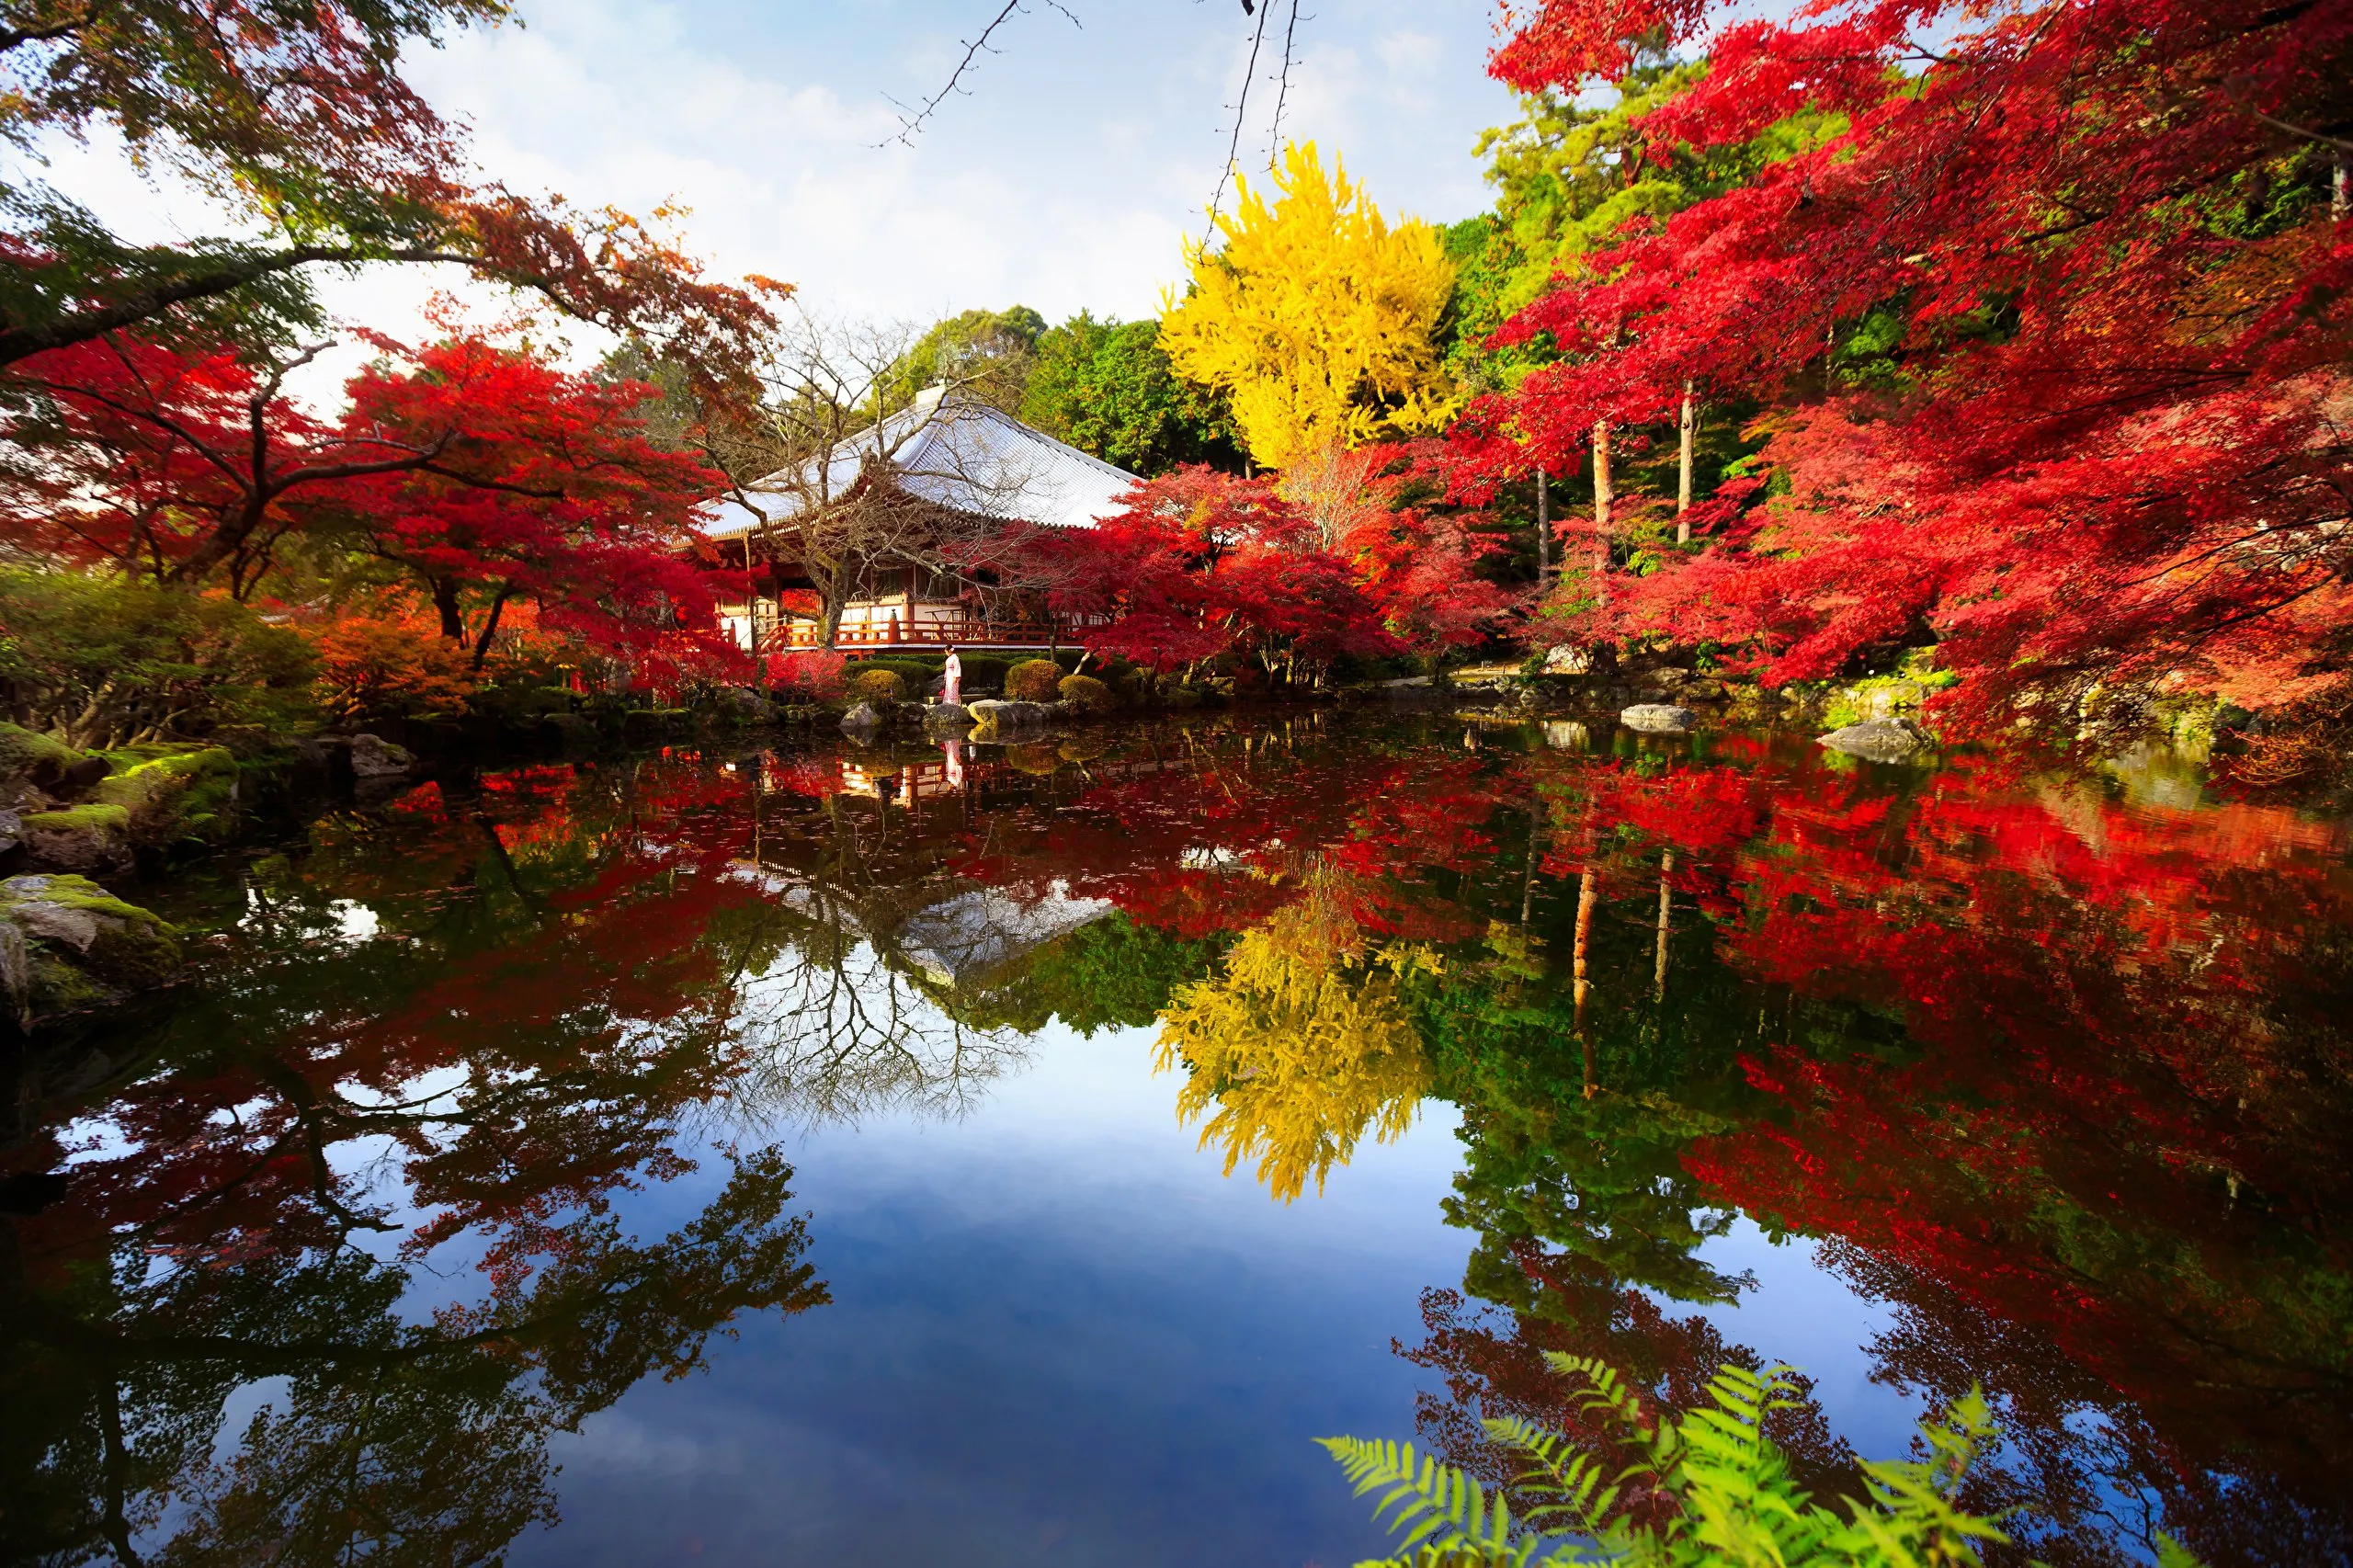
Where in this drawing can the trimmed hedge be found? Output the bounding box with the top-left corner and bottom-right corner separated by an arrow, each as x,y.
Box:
849,667 -> 906,703
1007,659 -> 1063,702
1058,674 -> 1114,714
951,653 -> 1008,693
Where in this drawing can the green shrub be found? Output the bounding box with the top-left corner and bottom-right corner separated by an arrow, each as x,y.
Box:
845,655 -> 940,688
0,567 -> 317,748
471,685 -> 576,722
952,653 -> 1008,693
1058,673 -> 1114,714
1323,1356 -> 2193,1568
850,667 -> 906,704
1006,659 -> 1063,702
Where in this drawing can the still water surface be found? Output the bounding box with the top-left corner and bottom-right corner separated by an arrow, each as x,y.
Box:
5,713 -> 2347,1566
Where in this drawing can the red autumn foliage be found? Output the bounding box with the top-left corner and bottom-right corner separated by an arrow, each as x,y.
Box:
1050,466 -> 1395,677
1052,463 -> 1510,676
336,332 -> 738,675
0,327 -> 744,681
1472,0 -> 2353,734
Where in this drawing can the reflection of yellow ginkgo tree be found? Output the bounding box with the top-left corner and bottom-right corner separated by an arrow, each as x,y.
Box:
1154,900 -> 1438,1202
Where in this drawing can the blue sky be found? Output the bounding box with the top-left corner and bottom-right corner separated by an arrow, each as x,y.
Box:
39,2 -> 1529,397
388,0 -> 1526,325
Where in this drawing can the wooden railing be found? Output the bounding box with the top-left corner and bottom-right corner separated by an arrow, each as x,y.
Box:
762,609 -> 1103,651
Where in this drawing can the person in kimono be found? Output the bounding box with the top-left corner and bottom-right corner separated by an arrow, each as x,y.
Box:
942,645 -> 963,707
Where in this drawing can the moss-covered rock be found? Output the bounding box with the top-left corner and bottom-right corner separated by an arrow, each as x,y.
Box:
92,744 -> 240,845
620,708 -> 691,744
19,801 -> 133,873
347,733 -> 417,781
0,722 -> 83,788
0,872 -> 180,1028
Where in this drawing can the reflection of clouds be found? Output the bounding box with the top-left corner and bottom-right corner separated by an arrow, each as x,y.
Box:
556,1411 -> 728,1479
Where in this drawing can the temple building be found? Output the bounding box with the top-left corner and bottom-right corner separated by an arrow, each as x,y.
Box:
697,384 -> 1139,653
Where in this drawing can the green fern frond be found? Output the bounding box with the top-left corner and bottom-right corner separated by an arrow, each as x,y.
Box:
1327,1359 -> 2057,1568
1317,1436 -> 1531,1565
1480,1415 -> 1624,1535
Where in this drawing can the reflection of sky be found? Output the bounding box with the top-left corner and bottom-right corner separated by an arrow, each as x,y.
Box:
498,1017 -> 1922,1567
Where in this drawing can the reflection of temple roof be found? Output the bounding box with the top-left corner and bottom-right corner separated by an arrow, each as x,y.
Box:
897,884 -> 1113,988
698,385 -> 1140,540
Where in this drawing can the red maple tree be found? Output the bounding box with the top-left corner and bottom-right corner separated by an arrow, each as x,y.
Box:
1472,0 -> 2353,740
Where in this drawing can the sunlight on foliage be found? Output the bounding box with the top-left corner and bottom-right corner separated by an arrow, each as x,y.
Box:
1161,142 -> 1458,471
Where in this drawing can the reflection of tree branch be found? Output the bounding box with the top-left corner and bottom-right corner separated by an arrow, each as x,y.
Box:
252,1057 -> 401,1241
98,1376 -> 144,1568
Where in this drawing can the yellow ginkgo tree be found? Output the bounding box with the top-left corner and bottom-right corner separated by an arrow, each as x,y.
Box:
1161,142 -> 1459,472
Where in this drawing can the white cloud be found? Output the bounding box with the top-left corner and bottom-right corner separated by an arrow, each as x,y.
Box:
34,0 -> 1522,408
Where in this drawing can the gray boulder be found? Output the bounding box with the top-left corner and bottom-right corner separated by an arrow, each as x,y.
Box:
967,699 -> 1051,737
1620,703 -> 1698,734
347,733 -> 416,780
924,702 -> 975,732
1819,716 -> 1935,763
839,701 -> 884,738
0,872 -> 181,1027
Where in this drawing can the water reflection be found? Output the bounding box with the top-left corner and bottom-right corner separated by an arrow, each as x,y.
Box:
2,714 -> 2347,1565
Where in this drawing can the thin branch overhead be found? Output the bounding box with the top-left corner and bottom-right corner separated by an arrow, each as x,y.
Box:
892,0 -> 1306,236
1266,0 -> 1305,174
1206,0 -> 1276,233
879,0 -> 1084,149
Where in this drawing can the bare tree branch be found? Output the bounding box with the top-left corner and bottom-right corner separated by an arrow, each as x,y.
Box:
879,0 -> 1083,149
1207,0 -> 1276,232
1266,0 -> 1305,172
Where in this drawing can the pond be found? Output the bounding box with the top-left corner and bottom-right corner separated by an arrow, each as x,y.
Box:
4,711 -> 2348,1567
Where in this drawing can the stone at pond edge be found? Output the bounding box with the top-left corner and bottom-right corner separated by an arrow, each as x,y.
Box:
1620,704 -> 1698,734
347,733 -> 416,779
966,699 -> 1051,737
19,802 -> 133,874
1542,644 -> 1592,675
91,744 -> 240,846
1819,716 -> 1935,762
840,701 -> 884,738
0,871 -> 180,1029
924,702 -> 975,732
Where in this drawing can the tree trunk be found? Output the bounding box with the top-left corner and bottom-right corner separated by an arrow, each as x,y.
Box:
1591,421 -> 1613,611
432,576 -> 466,642
470,584 -> 516,673
818,582 -> 847,650
1676,385 -> 1697,546
2336,150 -> 2349,222
1535,466 -> 1551,585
